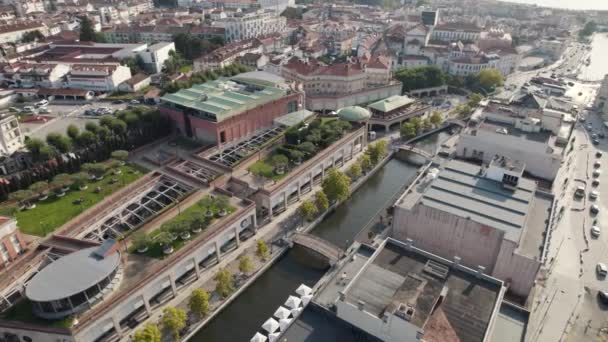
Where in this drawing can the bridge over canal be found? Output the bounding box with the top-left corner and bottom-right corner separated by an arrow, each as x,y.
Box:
289,233 -> 343,266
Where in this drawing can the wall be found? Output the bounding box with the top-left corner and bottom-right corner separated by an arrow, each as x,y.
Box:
392,204 -> 504,273
307,84 -> 401,111
491,239 -> 540,296
336,300 -> 421,342
456,130 -> 562,180
75,205 -> 257,341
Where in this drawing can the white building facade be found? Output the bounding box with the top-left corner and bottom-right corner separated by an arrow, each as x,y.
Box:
213,10 -> 286,43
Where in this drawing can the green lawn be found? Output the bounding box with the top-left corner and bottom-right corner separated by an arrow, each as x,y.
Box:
8,165 -> 145,236
133,195 -> 236,259
249,160 -> 289,181
1,299 -> 73,328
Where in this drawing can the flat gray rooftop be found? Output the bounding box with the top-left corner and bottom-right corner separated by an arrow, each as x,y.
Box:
345,240 -> 502,342
400,160 -> 536,243
26,246 -> 120,302
520,193 -> 552,259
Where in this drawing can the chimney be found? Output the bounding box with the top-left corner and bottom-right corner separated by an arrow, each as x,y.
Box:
453,256 -> 461,267
405,238 -> 413,250
477,265 -> 486,278
357,300 -> 365,311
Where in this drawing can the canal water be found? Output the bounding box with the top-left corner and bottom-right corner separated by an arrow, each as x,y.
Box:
192,132 -> 449,342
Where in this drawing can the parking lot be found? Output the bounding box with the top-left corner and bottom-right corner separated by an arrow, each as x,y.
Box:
17,101 -> 130,139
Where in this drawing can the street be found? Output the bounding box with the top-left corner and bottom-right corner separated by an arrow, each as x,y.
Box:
529,105 -> 608,341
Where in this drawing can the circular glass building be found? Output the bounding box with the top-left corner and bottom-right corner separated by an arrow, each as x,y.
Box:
25,246 -> 121,320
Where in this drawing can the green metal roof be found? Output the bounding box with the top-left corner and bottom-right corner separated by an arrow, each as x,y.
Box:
160,77 -> 287,122
337,106 -> 371,122
368,95 -> 415,113
274,110 -> 315,127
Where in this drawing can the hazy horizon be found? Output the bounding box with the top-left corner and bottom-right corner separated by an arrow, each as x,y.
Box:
499,0 -> 608,11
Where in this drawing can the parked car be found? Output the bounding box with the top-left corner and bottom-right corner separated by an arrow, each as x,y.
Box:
599,291 -> 608,304
35,99 -> 48,108
595,161 -> 601,168
21,106 -> 34,113
593,139 -> 600,145
130,100 -> 140,105
600,133 -> 606,139
112,100 -> 124,104
575,186 -> 586,197
597,263 -> 608,277
597,151 -> 603,158
590,190 -> 599,200
38,107 -> 51,114
591,226 -> 601,237
591,204 -> 600,214
592,179 -> 600,187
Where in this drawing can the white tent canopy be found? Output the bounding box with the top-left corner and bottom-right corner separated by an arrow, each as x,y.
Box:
250,332 -> 267,342
274,306 -> 292,320
262,317 -> 280,334
284,295 -> 302,310
291,307 -> 303,317
301,294 -> 313,306
279,318 -> 293,331
268,332 -> 281,342
295,284 -> 312,297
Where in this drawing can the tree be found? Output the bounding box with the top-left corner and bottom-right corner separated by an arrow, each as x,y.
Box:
76,131 -> 97,147
454,104 -> 472,118
71,172 -> 89,189
133,323 -> 161,342
580,21 -> 597,38
322,168 -> 350,203
359,154 -> 372,171
256,240 -> 269,261
66,124 -> 80,140
281,7 -> 304,19
29,181 -> 49,197
394,65 -> 446,92
410,117 -> 422,133
132,232 -> 151,252
214,267 -> 235,298
46,133 -> 71,153
467,93 -> 483,107
367,140 -> 388,165
238,255 -> 254,275
39,145 -> 57,160
79,16 -> 96,42
422,118 -> 433,131
188,289 -> 210,320
163,50 -> 186,75
298,200 -> 318,221
348,161 -> 362,179
315,191 -> 329,212
83,163 -> 107,179
400,122 -> 417,139
21,30 -> 44,43
271,154 -> 289,173
9,190 -> 34,207
24,138 -> 44,155
429,111 -> 443,127
111,150 -> 129,162
51,173 -> 73,191
161,307 -> 187,341
477,69 -> 504,91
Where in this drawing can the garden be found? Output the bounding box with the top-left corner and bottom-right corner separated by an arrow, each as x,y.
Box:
131,195 -> 236,259
248,118 -> 353,181
1,151 -> 145,236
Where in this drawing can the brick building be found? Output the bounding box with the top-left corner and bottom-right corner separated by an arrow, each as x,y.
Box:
0,216 -> 27,267
160,72 -> 302,145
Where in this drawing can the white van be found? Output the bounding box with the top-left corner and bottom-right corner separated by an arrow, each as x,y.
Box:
597,263 -> 607,277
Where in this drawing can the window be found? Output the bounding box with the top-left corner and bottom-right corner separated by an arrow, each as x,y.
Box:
220,131 -> 226,144
0,243 -> 8,262
9,235 -> 21,254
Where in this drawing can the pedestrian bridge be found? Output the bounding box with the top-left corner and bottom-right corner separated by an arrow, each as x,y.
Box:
397,144 -> 434,159
289,233 -> 343,266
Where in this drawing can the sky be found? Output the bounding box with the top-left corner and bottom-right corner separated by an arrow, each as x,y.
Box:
499,0 -> 608,11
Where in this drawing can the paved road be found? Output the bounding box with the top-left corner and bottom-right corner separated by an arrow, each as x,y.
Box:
529,110 -> 608,342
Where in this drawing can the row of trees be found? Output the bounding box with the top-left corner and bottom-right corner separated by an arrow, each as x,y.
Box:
133,240 -> 270,341
451,93 -> 483,119
298,141 -> 389,222
0,107 -> 171,202
400,112 -> 444,140
161,63 -> 251,95
394,66 -> 447,93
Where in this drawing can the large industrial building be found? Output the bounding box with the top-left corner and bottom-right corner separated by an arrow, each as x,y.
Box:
392,158 -> 553,297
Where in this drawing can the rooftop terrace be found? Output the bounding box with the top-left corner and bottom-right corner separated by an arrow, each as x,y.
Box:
343,239 -> 502,342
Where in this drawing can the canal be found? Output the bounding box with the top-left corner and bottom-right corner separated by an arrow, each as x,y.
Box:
192,131 -> 450,342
